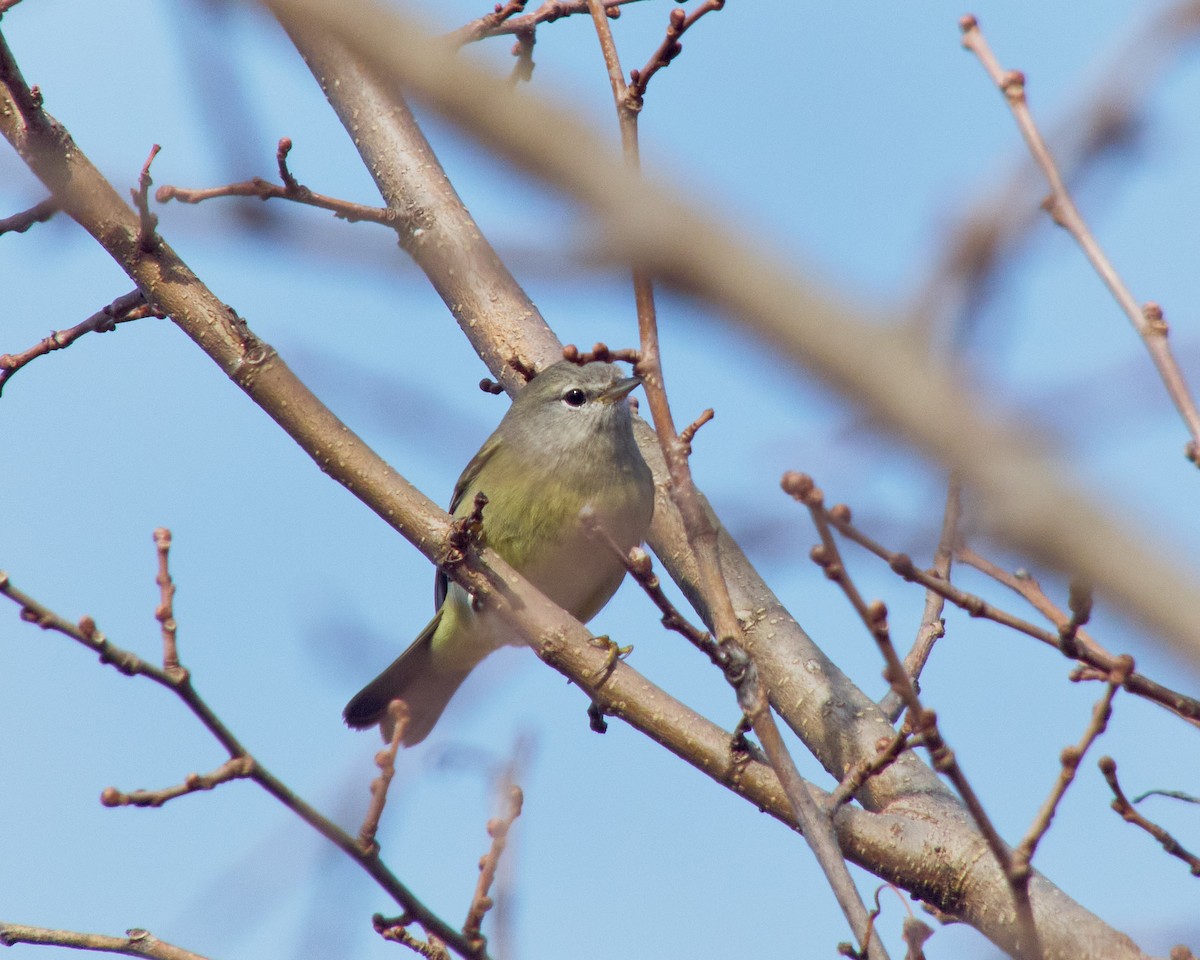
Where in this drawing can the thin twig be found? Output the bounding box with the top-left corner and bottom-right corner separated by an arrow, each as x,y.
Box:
961,15 -> 1200,466
157,138 -> 396,226
828,730 -> 916,811
449,0 -> 640,45
357,702 -> 410,854
910,1 -> 1200,349
0,923 -> 210,960
132,145 -> 161,251
100,757 -> 255,808
784,470 -> 1042,960
882,476 -> 959,722
1012,660 -> 1130,874
678,407 -> 714,453
0,195 -> 56,234
956,546 -> 1200,727
583,521 -> 723,666
626,0 -> 724,107
462,784 -> 523,950
374,917 -> 451,960
447,1 -> 528,46
0,566 -> 488,960
1099,756 -> 1200,876
562,341 -> 640,365
0,290 -> 161,396
153,528 -> 181,676
782,472 -> 1200,726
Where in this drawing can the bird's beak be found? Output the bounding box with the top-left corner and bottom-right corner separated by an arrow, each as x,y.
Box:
598,376 -> 642,405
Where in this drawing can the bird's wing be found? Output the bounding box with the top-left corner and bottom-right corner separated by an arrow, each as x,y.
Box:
435,432 -> 504,610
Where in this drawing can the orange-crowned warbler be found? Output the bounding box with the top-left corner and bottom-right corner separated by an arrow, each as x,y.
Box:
344,360 -> 655,746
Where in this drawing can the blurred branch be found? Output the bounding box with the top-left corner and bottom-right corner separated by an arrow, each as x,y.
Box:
961,15 -> 1200,466
0,194 -> 55,234
0,924 -> 208,960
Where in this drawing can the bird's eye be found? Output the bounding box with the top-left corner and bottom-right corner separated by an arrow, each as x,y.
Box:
563,388 -> 587,407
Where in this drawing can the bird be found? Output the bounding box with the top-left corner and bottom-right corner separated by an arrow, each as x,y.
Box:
343,360 -> 656,746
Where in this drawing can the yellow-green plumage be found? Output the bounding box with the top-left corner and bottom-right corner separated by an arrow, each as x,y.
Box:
344,361 -> 655,746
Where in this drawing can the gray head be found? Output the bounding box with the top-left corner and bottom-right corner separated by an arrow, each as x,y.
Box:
498,360 -> 642,453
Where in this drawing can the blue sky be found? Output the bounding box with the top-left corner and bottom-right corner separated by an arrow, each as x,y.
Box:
3,1 -> 1200,958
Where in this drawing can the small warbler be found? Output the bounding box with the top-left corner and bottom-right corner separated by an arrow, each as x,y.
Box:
344,360 -> 656,746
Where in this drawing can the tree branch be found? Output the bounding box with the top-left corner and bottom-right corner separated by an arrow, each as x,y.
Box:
0,924 -> 208,960
961,14 -> 1200,466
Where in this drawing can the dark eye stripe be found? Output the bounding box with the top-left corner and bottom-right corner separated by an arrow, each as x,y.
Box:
563,388 -> 587,407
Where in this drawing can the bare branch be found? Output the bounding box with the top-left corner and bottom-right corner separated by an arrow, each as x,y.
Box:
100,757 -> 255,809
778,472 -> 1200,727
0,566 -> 484,960
785,470 -> 1041,959
374,917 -> 451,960
956,546 -> 1200,727
0,290 -> 161,395
131,145 -> 161,251
626,0 -> 724,107
462,784 -> 523,950
0,924 -> 209,960
0,195 -> 55,234
450,0 -> 640,45
882,476 -> 959,722
447,1 -> 529,47
1100,756 -> 1200,877
152,528 -> 181,677
157,137 -> 398,226
357,702 -> 410,854
961,15 -> 1200,466
1013,660 -> 1131,873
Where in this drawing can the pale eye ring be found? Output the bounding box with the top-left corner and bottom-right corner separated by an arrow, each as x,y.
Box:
563,388 -> 587,407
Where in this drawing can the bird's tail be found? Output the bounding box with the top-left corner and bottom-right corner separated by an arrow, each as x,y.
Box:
343,611 -> 471,747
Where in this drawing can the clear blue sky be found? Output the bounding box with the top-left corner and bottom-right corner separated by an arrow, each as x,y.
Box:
3,2 -> 1199,958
